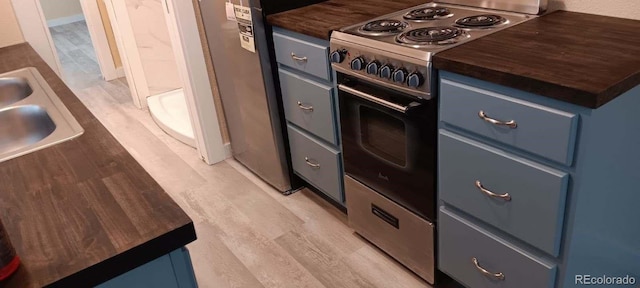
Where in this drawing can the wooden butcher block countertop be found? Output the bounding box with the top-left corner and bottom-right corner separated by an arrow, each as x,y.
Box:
433,11 -> 640,108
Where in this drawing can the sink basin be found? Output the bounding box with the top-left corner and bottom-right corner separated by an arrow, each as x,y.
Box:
0,68 -> 84,163
0,105 -> 56,155
0,77 -> 33,107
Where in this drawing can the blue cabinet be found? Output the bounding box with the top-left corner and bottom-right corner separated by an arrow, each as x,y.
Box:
273,27 -> 344,204
98,247 -> 197,288
438,71 -> 640,288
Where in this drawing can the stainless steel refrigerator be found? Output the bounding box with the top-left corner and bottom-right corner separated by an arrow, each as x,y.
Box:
199,0 -> 323,193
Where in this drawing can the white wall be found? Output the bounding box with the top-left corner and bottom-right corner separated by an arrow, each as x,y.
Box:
39,0 -> 83,21
549,0 -> 640,20
0,0 -> 24,48
125,0 -> 181,96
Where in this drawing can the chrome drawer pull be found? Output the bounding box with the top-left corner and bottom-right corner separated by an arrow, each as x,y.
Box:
297,101 -> 314,111
478,110 -> 517,128
472,257 -> 505,280
475,180 -> 511,201
304,157 -> 320,169
291,53 -> 308,62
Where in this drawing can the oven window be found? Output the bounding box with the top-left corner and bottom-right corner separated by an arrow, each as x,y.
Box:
359,106 -> 407,167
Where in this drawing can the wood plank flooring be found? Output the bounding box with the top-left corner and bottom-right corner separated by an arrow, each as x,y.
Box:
50,21 -> 431,288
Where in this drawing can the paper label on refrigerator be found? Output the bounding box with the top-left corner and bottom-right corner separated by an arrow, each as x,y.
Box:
225,2 -> 236,21
233,4 -> 252,22
234,4 -> 255,53
240,35 -> 256,52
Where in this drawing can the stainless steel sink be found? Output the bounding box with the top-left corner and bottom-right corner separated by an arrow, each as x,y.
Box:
0,68 -> 84,163
0,77 -> 33,106
0,105 -> 56,154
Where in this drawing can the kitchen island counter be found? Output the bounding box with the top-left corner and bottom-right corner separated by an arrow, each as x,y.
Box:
0,43 -> 196,287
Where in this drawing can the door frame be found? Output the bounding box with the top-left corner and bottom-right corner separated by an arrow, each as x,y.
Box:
101,0 -> 148,108
11,0 -> 120,82
11,0 -> 63,76
106,0 -> 227,164
79,0 -> 124,81
162,0 -> 226,164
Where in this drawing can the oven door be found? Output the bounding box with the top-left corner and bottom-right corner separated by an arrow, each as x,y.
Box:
338,74 -> 437,221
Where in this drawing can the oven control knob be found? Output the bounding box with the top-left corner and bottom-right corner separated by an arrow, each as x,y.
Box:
379,65 -> 393,79
392,68 -> 408,83
350,57 -> 365,70
330,49 -> 347,63
366,61 -> 380,75
407,72 -> 425,88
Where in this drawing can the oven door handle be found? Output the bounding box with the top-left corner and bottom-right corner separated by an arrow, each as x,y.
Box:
338,84 -> 420,114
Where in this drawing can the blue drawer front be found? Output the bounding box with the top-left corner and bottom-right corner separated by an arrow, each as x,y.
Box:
273,31 -> 330,81
440,78 -> 579,166
439,130 -> 568,256
287,124 -> 343,202
439,207 -> 557,288
279,68 -> 337,145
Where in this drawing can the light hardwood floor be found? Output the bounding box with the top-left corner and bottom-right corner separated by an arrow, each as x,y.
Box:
50,22 -> 432,288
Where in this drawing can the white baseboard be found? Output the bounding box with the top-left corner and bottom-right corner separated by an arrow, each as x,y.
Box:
102,66 -> 126,81
115,66 -> 125,78
47,14 -> 85,27
224,142 -> 233,159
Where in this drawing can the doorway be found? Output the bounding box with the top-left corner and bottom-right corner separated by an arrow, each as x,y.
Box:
11,0 -> 228,164
39,0 -> 124,90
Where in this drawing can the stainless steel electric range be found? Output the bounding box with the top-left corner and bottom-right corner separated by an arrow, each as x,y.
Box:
330,0 -> 545,284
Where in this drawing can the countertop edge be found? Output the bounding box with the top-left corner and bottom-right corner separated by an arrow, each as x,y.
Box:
433,48 -> 640,109
597,72 -> 640,108
267,17 -> 339,40
47,222 -> 197,288
432,56 -> 601,108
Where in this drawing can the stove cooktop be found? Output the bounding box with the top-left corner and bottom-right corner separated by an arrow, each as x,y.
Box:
339,2 -> 533,57
330,2 -> 536,99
